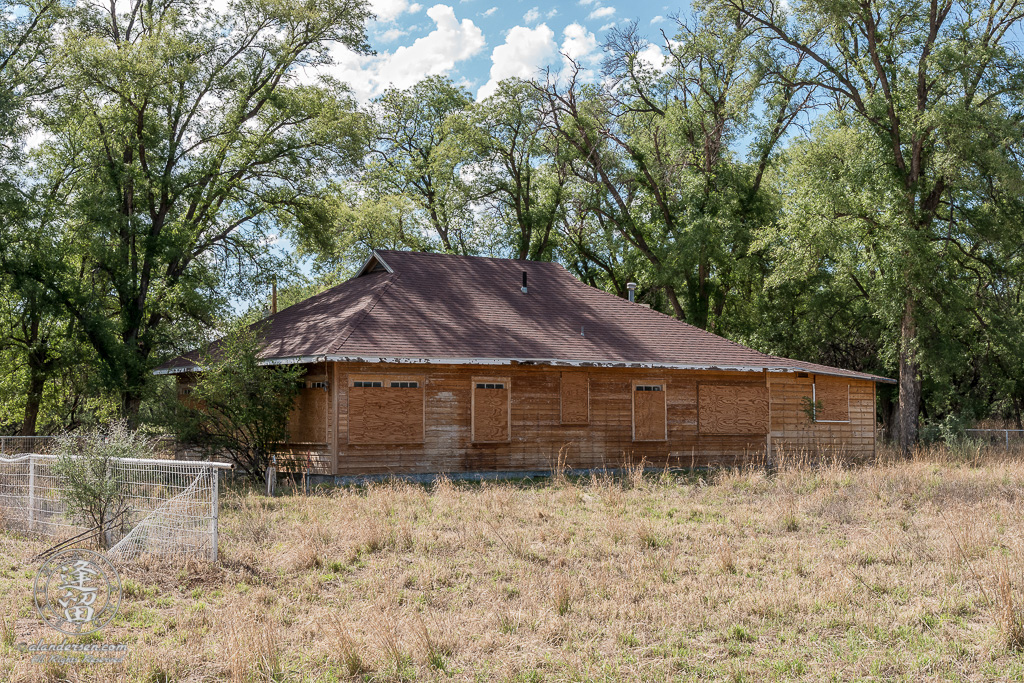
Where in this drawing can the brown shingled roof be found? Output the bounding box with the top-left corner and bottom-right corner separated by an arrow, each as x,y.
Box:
156,250 -> 894,383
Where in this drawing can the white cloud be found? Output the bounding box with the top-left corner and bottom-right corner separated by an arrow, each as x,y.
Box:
370,0 -> 412,22
409,3 -> 422,11
523,7 -> 540,23
637,43 -> 668,71
482,5 -> 497,15
323,5 -> 485,101
547,8 -> 558,18
650,15 -> 664,24
598,22 -> 616,31
560,23 -> 598,63
378,27 -> 409,41
477,24 -> 557,99
578,0 -> 598,4
588,6 -> 615,20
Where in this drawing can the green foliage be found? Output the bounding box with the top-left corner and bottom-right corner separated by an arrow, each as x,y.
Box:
456,78 -> 564,261
0,0 -> 1022,446
52,421 -> 154,548
800,397 -> 823,425
722,0 -> 1024,449
366,76 -> 475,254
538,12 -> 794,330
2,0 -> 371,420
158,324 -> 302,483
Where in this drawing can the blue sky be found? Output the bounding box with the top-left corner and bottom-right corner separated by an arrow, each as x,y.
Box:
320,0 -> 682,101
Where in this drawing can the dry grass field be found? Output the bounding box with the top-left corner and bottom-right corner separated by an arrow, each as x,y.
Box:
2,444 -> 1024,681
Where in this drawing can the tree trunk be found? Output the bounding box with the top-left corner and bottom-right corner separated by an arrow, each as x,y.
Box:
19,370 -> 45,437
122,391 -> 143,428
897,296 -> 922,455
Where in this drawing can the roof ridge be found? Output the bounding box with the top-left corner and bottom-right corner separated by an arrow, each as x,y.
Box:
329,273 -> 397,355
377,249 -> 565,266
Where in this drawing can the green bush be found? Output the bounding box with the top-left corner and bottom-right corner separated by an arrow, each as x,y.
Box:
53,421 -> 154,549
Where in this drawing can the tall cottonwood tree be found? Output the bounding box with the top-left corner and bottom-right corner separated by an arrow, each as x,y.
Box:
6,0 -> 371,419
725,0 -> 1024,451
537,11 -> 809,332
367,76 -> 474,254
455,78 -> 566,261
0,0 -> 77,434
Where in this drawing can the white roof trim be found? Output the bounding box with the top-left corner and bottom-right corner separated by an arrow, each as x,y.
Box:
355,250 -> 394,277
154,354 -> 892,382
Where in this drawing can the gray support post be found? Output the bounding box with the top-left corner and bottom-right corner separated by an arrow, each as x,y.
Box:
1007,430 -> 1010,449
210,466 -> 219,562
28,456 -> 35,531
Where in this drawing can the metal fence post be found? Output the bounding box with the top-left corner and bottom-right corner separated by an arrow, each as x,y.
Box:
209,466 -> 219,563
1007,430 -> 1010,449
27,455 -> 35,532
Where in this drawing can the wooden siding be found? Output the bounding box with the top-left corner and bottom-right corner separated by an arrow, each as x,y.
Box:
631,380 -> 667,442
698,384 -> 769,435
471,378 -> 511,443
768,373 -> 875,460
322,363 -> 874,475
348,374 -> 425,445
560,372 -> 589,425
282,362 -> 331,473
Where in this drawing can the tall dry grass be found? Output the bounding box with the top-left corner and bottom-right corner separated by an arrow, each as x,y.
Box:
0,442 -> 1023,680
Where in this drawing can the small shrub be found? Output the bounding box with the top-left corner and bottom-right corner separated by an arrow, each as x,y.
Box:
53,421 -> 153,549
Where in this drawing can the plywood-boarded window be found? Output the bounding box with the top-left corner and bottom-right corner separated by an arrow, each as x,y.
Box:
560,372 -> 589,425
814,377 -> 850,422
632,380 -> 667,441
288,374 -> 329,443
472,378 -> 510,443
348,375 -> 424,444
698,384 -> 769,435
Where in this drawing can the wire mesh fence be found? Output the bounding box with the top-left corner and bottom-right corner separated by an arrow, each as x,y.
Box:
0,454 -> 231,562
966,429 -> 1024,448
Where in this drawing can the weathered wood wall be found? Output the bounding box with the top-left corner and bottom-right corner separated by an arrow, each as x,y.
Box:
767,373 -> 876,461
281,362 -> 332,473
308,362 -> 877,475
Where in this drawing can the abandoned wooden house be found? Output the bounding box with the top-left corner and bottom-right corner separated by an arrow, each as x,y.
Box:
157,250 -> 894,476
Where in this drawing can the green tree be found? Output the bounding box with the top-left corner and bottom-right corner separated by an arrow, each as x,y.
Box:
0,280 -> 77,434
293,191 -> 435,280
367,76 -> 474,254
0,0 -> 72,433
3,0 -> 371,422
538,12 -> 804,331
726,0 -> 1024,451
455,78 -> 565,261
160,324 -> 302,484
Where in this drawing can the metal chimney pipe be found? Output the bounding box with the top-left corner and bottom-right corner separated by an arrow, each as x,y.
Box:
626,282 -> 636,302
521,271 -> 528,294
272,280 -> 278,314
